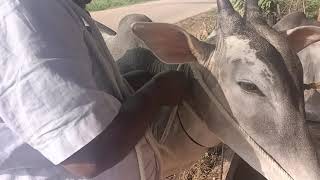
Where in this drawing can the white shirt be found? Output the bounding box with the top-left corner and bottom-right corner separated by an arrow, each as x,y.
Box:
0,0 -> 157,179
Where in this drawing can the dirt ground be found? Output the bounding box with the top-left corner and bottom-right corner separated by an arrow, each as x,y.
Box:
177,146 -> 234,180
175,9 -> 218,41
173,9 -> 234,180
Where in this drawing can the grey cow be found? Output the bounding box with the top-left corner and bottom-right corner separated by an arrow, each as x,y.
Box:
273,11 -> 320,156
273,12 -> 320,32
102,0 -> 320,179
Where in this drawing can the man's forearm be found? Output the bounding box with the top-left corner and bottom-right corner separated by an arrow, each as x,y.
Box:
61,81 -> 161,178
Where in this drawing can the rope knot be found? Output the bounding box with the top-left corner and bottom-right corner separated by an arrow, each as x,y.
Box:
304,82 -> 320,90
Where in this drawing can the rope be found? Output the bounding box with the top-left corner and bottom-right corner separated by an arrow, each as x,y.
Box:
304,82 -> 320,90
175,64 -> 208,148
220,144 -> 224,180
159,106 -> 178,144
177,110 -> 207,148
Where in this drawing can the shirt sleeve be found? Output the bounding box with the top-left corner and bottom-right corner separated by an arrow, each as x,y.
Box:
0,0 -> 121,165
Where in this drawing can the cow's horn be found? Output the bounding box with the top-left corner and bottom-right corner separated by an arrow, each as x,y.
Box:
246,0 -> 261,18
217,0 -> 234,13
217,0 -> 243,34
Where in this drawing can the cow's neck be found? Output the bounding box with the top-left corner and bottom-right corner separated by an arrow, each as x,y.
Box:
176,64 -> 223,147
149,64 -> 224,178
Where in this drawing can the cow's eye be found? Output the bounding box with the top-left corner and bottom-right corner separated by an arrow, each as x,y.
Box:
237,81 -> 265,97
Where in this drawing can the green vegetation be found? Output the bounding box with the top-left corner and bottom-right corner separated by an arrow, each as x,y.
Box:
230,0 -> 320,19
278,0 -> 320,18
87,0 -> 153,12
304,0 -> 320,18
230,0 -> 277,16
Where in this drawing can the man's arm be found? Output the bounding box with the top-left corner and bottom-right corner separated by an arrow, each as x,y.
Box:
2,1 -> 189,177
61,71 -> 189,178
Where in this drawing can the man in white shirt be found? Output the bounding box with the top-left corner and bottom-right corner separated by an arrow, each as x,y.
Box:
0,0 -> 189,179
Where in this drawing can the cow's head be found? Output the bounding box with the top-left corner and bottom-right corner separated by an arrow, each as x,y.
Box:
131,0 -> 320,179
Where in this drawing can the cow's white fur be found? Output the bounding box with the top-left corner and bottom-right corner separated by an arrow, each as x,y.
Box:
225,36 -> 274,85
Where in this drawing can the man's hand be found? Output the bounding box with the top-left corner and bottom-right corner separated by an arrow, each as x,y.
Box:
141,71 -> 191,106
61,70 -> 191,178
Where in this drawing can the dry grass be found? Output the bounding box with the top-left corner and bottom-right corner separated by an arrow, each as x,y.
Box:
178,147 -> 223,180
176,146 -> 234,180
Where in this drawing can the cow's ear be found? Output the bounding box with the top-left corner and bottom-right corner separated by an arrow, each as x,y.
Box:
287,26 -> 320,53
131,22 -> 215,64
